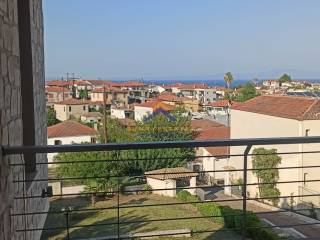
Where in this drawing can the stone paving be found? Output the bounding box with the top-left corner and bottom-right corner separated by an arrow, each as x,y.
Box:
213,191 -> 320,239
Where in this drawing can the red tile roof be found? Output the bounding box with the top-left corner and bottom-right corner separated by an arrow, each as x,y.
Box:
157,92 -> 189,102
207,100 -> 230,107
192,119 -> 229,157
191,119 -> 224,130
145,167 -> 198,180
74,80 -> 92,86
47,121 -> 98,138
135,101 -> 175,111
178,83 -> 209,90
91,88 -> 128,94
110,81 -> 145,88
45,86 -> 72,93
232,95 -> 320,120
55,98 -> 91,105
164,83 -> 209,90
46,80 -> 71,87
163,83 -> 185,89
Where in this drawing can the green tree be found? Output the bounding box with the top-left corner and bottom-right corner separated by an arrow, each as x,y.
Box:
235,82 -> 259,102
252,148 -> 282,206
55,110 -> 195,201
224,72 -> 234,90
47,107 -> 60,126
55,151 -> 118,206
279,73 -> 292,84
79,87 -> 89,99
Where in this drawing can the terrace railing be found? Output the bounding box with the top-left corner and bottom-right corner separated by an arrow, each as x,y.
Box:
3,136 -> 320,239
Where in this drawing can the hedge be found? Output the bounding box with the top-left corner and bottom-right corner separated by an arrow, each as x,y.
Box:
177,191 -> 279,240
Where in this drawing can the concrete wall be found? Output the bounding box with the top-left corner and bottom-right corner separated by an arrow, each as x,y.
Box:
147,178 -> 176,197
229,109 -> 320,206
47,135 -> 94,163
54,103 -> 89,121
134,106 -> 152,121
111,108 -> 126,119
0,1 -> 48,239
200,147 -> 229,181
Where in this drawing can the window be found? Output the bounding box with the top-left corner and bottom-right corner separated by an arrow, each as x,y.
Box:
64,106 -> 66,112
304,173 -> 308,186
83,106 -> 86,111
54,140 -> 62,145
91,137 -> 97,144
69,106 -> 72,112
305,129 -> 310,137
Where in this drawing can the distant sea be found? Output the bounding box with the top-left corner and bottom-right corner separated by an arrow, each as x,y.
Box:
122,79 -> 320,88
141,79 -> 246,88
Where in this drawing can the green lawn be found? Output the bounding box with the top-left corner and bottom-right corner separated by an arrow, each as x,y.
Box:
41,194 -> 241,240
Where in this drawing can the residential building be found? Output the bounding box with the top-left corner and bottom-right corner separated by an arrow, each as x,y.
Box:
146,167 -> 198,197
54,99 -> 90,121
204,100 -> 230,115
191,119 -> 230,184
179,84 -> 217,104
263,80 -> 280,89
47,121 -> 98,163
134,100 -> 175,121
119,81 -> 149,103
45,86 -> 73,105
80,112 -> 103,124
229,95 -> 320,206
46,79 -> 71,88
111,106 -> 134,119
157,92 -> 200,112
90,88 -> 129,106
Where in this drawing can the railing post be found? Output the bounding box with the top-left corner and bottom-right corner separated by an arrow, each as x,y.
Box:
116,151 -> 121,240
242,145 -> 252,240
64,210 -> 70,240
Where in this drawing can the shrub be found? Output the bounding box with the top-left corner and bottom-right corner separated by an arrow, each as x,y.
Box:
177,190 -> 192,202
176,190 -> 280,240
142,184 -> 152,195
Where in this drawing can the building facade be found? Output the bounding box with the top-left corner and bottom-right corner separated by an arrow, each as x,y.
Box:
0,1 -> 48,239
54,99 -> 90,121
229,96 -> 320,207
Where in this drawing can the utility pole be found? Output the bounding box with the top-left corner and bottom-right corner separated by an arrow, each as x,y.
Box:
103,85 -> 107,143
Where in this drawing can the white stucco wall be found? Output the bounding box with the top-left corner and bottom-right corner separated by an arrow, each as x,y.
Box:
229,109 -> 304,205
134,106 -> 153,121
300,120 -> 320,194
147,178 -> 176,197
111,109 -> 126,119
200,147 -> 229,181
47,135 -> 94,164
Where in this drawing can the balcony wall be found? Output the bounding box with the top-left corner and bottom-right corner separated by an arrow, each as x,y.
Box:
0,0 -> 47,240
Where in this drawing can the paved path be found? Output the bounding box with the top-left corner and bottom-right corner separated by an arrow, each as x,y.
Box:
213,191 -> 320,239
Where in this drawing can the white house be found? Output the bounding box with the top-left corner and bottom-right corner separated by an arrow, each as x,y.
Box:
191,119 -> 230,185
80,112 -> 103,124
111,107 -> 134,119
204,100 -> 230,115
228,95 -> 320,207
47,121 -> 98,164
145,167 -> 198,197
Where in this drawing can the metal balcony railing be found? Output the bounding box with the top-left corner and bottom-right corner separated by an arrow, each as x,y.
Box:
3,136 -> 320,240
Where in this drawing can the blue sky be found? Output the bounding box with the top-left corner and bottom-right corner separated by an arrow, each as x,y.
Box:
44,0 -> 320,80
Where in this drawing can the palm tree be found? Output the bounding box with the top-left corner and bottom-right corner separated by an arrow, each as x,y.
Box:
224,72 -> 234,90
224,72 -> 233,127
